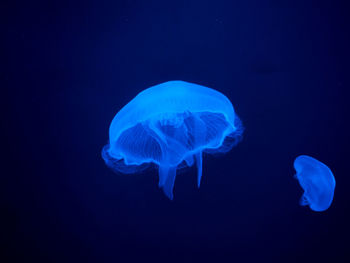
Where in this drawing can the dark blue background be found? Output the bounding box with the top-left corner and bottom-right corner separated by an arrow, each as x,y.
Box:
3,0 -> 349,262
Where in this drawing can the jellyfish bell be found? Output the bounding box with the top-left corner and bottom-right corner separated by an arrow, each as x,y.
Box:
102,80 -> 243,199
294,155 -> 336,212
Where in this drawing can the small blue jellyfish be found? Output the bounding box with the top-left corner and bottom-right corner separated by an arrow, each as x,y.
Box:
102,80 -> 243,199
294,155 -> 336,212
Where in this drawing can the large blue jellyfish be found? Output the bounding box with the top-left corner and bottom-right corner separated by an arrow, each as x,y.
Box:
294,155 -> 336,212
102,80 -> 243,199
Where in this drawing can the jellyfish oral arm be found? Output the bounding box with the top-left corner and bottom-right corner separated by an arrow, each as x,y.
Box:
195,151 -> 203,188
158,165 -> 177,200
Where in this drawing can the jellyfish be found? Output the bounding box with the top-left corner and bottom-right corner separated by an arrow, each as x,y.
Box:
102,80 -> 243,199
293,155 -> 336,212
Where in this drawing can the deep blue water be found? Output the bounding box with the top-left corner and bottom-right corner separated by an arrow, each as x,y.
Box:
3,1 -> 349,262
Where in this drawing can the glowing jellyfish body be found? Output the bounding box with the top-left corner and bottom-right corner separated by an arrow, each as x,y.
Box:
102,80 -> 243,199
294,155 -> 336,212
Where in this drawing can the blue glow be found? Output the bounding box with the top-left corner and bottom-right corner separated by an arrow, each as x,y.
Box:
294,155 -> 336,212
102,80 -> 243,199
